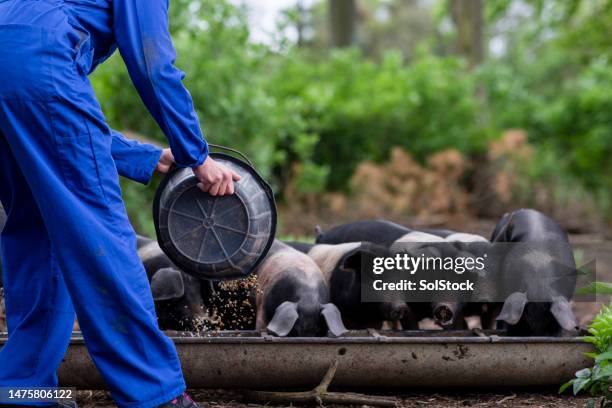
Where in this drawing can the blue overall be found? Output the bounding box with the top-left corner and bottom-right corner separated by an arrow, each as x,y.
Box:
0,0 -> 209,406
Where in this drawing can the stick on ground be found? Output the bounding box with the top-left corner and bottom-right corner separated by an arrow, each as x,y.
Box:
244,359 -> 397,406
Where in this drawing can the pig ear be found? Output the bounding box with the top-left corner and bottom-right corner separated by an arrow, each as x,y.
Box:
491,211 -> 513,242
550,296 -> 578,331
321,303 -> 348,337
340,248 -> 363,273
496,292 -> 528,325
150,267 -> 185,301
267,301 -> 299,337
315,225 -> 323,242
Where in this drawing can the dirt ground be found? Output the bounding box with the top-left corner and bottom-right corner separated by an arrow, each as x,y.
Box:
76,389 -> 594,407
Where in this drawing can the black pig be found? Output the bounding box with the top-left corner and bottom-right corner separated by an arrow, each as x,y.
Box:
307,242 -> 414,329
284,241 -> 315,253
491,209 -> 578,336
137,235 -> 209,331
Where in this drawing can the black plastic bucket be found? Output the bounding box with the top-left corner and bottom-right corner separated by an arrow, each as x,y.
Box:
153,147 -> 277,280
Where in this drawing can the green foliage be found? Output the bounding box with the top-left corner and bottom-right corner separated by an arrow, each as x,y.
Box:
477,55 -> 612,211
269,49 -> 489,189
537,58 -> 612,191
577,282 -> 612,297
561,304 -> 612,400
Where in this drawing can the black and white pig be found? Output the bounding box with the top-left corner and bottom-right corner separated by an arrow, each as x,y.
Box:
305,242 -> 417,329
316,220 -> 469,329
255,240 -> 347,337
434,232 -> 501,330
491,209 -> 579,336
137,235 -> 209,332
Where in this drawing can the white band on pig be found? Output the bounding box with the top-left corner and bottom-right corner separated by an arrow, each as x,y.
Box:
444,233 -> 489,243
137,241 -> 163,262
307,242 -> 361,282
395,231 -> 445,243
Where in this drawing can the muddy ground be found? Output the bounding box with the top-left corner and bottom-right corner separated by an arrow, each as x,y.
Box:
76,389 -> 594,407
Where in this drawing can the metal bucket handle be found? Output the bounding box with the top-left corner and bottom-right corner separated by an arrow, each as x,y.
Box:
208,143 -> 254,167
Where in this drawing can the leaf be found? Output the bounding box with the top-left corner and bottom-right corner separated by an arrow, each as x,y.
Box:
573,376 -> 591,395
592,365 -> 612,381
559,380 -> 574,394
576,368 -> 592,379
576,282 -> 612,296
596,352 -> 612,363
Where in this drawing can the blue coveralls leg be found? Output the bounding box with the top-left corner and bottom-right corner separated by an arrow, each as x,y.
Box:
0,5 -> 186,408
0,136 -> 75,393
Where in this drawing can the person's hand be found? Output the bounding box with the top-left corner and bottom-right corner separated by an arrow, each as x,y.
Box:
156,148 -> 174,174
193,156 -> 241,196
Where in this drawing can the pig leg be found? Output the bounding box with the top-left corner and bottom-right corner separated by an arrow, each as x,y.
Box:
399,309 -> 420,330
480,303 -> 503,330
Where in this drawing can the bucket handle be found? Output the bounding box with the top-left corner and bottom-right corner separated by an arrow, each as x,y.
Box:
208,143 -> 254,167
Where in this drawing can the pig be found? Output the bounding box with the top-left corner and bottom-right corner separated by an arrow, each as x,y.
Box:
316,220 -> 419,247
316,220 -> 468,329
306,242 -> 415,330
491,209 -> 579,336
438,232 -> 501,330
255,240 -> 347,337
137,235 -> 209,332
393,229 -> 499,329
402,228 -> 523,331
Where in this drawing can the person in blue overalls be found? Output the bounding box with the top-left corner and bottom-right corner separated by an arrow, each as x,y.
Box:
0,0 -> 241,407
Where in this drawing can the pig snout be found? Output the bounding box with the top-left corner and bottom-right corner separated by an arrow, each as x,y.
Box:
381,302 -> 409,321
433,303 -> 457,327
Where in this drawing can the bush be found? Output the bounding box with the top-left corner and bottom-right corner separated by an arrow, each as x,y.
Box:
268,49 -> 490,190
478,55 -> 612,203
561,304 -> 612,406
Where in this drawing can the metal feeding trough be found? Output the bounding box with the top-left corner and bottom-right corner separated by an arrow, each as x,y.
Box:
153,147 -> 276,281
0,331 -> 590,389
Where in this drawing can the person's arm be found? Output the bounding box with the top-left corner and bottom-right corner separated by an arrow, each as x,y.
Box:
110,129 -> 162,184
112,0 -> 208,168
